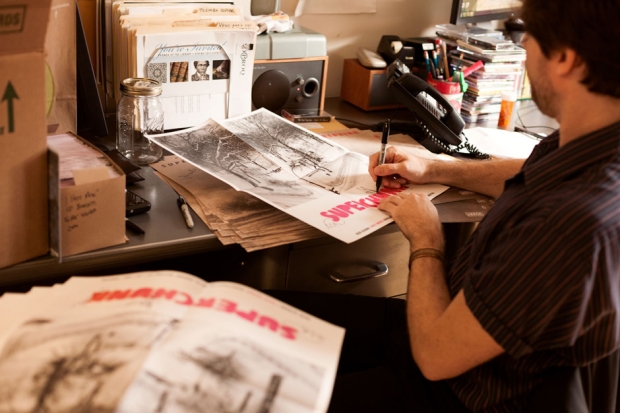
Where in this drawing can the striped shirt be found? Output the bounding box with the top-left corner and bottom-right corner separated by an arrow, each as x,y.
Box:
446,121 -> 620,412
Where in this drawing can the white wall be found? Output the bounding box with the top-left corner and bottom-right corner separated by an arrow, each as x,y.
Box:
279,0 -> 453,97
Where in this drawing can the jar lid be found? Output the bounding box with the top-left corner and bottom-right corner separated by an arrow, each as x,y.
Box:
120,78 -> 162,97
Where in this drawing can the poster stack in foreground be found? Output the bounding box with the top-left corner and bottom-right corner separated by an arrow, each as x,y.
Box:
0,270 -> 345,413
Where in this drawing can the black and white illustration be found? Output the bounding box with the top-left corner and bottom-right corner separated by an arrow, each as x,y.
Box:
148,108 -> 447,243
150,109 -> 374,209
117,326 -> 326,413
0,311 -> 174,413
0,311 -> 326,413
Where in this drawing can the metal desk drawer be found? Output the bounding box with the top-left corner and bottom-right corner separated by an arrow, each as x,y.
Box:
286,226 -> 410,297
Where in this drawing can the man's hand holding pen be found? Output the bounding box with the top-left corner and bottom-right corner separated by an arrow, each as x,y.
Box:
369,145 -> 427,190
369,143 -> 443,250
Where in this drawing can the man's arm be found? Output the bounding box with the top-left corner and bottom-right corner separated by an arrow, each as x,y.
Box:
407,261 -> 505,380
379,193 -> 505,380
369,146 -> 524,198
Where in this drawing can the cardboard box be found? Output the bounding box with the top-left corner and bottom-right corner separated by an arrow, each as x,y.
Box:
45,0 -> 77,135
48,133 -> 126,259
340,58 -> 401,111
0,0 -> 52,269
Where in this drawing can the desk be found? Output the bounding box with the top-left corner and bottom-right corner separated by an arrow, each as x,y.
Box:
0,99 -> 504,293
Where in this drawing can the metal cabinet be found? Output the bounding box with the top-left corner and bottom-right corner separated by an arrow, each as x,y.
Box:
286,225 -> 410,297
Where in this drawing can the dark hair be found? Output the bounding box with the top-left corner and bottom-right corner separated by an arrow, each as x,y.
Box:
521,0 -> 620,98
193,61 -> 209,68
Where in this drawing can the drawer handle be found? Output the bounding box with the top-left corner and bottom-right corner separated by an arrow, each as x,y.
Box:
327,261 -> 388,283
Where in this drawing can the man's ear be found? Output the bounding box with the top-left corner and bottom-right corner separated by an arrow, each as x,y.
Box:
555,48 -> 585,79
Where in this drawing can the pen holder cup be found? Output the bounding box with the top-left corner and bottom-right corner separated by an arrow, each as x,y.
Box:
427,77 -> 464,113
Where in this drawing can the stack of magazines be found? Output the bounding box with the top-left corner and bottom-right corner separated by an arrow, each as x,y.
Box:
0,270 -> 345,413
456,38 -> 526,124
438,27 -> 527,124
109,2 -> 258,129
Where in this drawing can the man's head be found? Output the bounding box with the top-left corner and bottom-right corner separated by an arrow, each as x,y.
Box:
521,0 -> 620,99
194,61 -> 209,74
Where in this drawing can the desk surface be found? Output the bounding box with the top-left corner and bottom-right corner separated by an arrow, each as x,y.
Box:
2,97 -> 540,288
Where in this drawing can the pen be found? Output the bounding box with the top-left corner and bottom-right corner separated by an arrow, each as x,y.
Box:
458,69 -> 468,93
423,51 -> 433,78
441,42 -> 450,80
431,50 -> 441,77
376,119 -> 391,193
177,195 -> 194,228
125,218 -> 145,235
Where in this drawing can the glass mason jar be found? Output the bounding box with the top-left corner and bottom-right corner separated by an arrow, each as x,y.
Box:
116,78 -> 164,165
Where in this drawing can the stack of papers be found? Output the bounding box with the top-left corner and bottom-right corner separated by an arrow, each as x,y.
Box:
462,127 -> 541,159
149,109 -> 448,250
152,155 -> 326,251
110,2 -> 258,129
0,270 -> 344,413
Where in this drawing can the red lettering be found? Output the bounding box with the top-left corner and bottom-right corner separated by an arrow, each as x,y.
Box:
217,299 -> 237,313
358,197 -> 379,208
380,186 -> 406,195
372,192 -> 391,200
327,208 -> 350,218
152,289 -> 177,300
236,309 -> 258,322
107,290 -> 132,300
258,316 -> 279,332
335,204 -> 353,214
320,211 -> 341,222
196,298 -> 215,308
89,291 -> 109,302
175,292 -> 193,306
130,288 -> 152,299
345,201 -> 366,211
280,325 -> 298,340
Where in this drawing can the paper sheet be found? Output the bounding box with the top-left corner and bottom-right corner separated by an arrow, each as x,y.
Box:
462,127 -> 541,159
295,0 -> 377,16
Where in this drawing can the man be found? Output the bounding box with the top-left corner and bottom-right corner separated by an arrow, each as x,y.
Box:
191,61 -> 209,81
362,0 -> 620,410
268,0 -> 620,411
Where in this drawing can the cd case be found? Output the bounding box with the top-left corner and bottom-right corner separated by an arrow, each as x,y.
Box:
281,109 -> 334,123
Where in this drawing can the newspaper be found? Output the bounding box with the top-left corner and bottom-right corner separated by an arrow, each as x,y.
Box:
0,270 -> 344,413
132,24 -> 257,129
147,108 -> 448,243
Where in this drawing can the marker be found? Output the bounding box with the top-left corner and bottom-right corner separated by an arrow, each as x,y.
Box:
458,70 -> 468,93
423,51 -> 433,77
375,119 -> 391,193
177,195 -> 194,228
431,50 -> 441,77
462,59 -> 484,78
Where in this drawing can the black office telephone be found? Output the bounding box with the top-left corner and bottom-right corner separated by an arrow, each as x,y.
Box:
385,60 -> 488,159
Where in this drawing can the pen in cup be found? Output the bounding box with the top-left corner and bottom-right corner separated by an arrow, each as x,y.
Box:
177,195 -> 194,228
376,119 -> 391,193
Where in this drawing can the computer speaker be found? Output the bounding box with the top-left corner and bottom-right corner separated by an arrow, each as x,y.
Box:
251,57 -> 327,114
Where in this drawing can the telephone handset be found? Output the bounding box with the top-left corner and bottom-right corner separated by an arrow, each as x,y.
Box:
386,60 -> 489,158
386,60 -> 463,153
